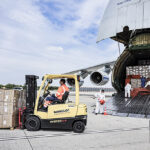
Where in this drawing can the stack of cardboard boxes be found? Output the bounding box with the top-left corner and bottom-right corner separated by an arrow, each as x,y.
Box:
126,65 -> 150,88
0,89 -> 23,129
126,65 -> 150,78
131,79 -> 141,88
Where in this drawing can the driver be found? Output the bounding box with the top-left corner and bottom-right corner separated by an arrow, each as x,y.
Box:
43,79 -> 69,109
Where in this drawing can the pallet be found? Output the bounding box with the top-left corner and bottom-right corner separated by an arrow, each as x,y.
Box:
10,127 -> 14,130
0,127 -> 15,130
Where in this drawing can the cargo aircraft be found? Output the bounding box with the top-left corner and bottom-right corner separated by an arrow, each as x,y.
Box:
65,0 -> 150,117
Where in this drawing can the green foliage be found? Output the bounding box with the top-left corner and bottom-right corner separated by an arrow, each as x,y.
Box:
0,84 -> 58,90
5,84 -> 16,89
48,86 -> 58,90
0,84 -> 25,89
0,84 -> 3,89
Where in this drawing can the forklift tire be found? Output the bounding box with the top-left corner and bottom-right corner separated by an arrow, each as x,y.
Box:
73,121 -> 85,133
25,116 -> 40,131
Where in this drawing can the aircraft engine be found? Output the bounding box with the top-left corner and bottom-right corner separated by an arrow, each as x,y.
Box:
90,71 -> 109,86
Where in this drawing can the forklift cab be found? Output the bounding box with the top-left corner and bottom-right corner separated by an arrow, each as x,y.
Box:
38,77 -> 70,107
24,74 -> 87,133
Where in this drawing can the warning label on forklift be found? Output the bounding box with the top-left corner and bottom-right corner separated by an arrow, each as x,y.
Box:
54,109 -> 69,114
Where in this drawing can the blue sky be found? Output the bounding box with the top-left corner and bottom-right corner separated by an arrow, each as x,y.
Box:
0,0 -> 124,86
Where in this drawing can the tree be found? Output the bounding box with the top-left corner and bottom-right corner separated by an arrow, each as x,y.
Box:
5,84 -> 16,89
0,84 -> 3,89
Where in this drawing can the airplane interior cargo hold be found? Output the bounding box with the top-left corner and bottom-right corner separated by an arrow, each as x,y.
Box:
112,49 -> 150,92
112,32 -> 150,92
109,32 -> 150,117
126,64 -> 150,88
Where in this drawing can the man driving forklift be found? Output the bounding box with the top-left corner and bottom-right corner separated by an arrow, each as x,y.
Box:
43,79 -> 69,109
22,74 -> 87,133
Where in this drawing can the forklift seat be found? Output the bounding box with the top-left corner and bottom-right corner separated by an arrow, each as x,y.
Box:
52,91 -> 69,104
62,91 -> 69,103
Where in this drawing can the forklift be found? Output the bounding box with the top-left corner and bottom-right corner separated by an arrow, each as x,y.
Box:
21,74 -> 87,133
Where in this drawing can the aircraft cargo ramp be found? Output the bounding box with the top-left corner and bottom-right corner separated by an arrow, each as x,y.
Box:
106,93 -> 150,118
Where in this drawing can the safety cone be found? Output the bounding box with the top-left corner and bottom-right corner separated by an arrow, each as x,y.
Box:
104,106 -> 107,115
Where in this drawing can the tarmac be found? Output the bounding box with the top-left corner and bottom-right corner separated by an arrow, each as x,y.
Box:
0,95 -> 150,150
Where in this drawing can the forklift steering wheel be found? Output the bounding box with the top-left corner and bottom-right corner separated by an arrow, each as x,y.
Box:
38,90 -> 50,109
43,90 -> 50,98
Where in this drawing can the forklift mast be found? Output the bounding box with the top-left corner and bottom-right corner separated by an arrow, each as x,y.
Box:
25,75 -> 39,110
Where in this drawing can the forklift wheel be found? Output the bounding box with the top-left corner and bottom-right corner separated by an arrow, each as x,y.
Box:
25,116 -> 40,131
73,121 -> 85,133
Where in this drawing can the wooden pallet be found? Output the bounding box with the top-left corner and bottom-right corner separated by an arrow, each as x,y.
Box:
0,127 -> 15,130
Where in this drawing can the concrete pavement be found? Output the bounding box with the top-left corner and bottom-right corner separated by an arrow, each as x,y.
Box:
0,95 -> 150,150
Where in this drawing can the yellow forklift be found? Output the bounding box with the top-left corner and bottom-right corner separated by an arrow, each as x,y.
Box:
21,74 -> 87,133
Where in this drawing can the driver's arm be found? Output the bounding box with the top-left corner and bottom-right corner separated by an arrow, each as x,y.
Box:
55,86 -> 63,98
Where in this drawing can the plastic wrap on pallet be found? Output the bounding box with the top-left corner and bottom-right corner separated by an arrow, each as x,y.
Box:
131,79 -> 141,88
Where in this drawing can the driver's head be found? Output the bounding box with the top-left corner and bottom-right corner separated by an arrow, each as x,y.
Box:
60,79 -> 66,85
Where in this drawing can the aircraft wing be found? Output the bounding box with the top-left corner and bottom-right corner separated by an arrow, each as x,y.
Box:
64,61 -> 116,78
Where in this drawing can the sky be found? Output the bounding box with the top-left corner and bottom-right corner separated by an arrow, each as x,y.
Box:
0,0 -> 124,86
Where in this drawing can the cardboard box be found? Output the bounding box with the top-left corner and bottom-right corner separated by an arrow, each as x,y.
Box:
3,102 -> 18,114
0,89 -> 4,102
126,65 -> 150,78
0,102 -> 18,115
0,102 -> 4,115
0,90 -> 22,128
4,90 -> 20,103
0,114 -> 18,128
0,115 -> 3,128
131,79 -> 141,88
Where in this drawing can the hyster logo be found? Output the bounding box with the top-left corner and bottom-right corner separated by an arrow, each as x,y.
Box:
54,109 -> 69,114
